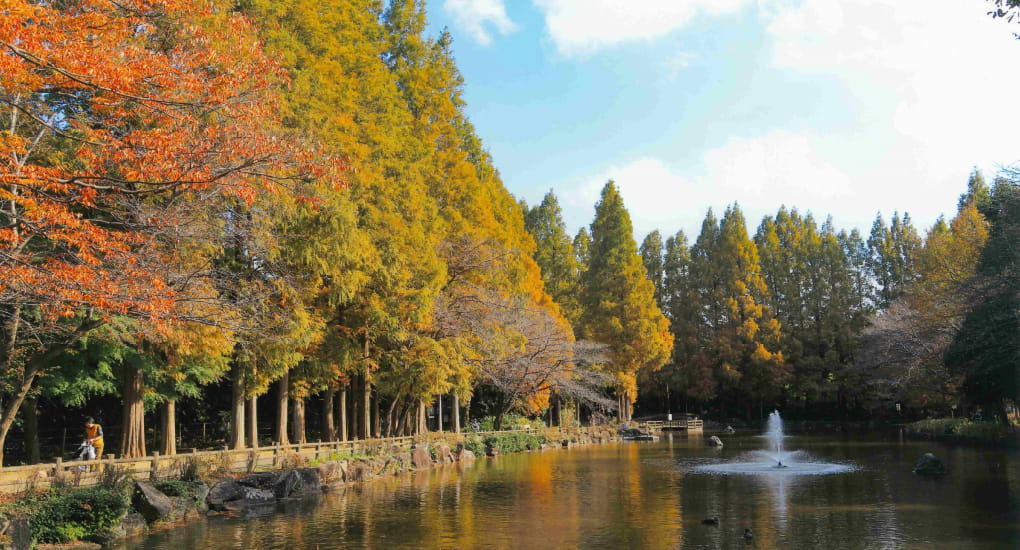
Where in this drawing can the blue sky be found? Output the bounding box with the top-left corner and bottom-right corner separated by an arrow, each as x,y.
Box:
427,0 -> 1020,240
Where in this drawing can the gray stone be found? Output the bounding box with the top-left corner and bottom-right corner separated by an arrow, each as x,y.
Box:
347,461 -> 371,482
458,449 -> 476,462
194,482 -> 210,513
206,479 -> 244,510
913,453 -> 947,475
273,470 -> 302,499
296,467 -> 321,492
132,481 -> 173,523
707,435 -> 724,448
207,479 -> 276,511
238,471 -> 279,490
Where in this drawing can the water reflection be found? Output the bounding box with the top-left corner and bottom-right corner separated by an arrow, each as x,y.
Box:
116,433 -> 1020,550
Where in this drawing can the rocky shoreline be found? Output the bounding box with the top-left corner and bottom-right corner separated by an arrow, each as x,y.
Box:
1,427 -> 619,550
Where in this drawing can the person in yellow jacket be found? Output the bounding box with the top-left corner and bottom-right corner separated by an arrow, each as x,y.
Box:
84,417 -> 104,460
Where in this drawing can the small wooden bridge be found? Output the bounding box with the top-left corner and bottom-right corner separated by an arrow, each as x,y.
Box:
640,418 -> 704,432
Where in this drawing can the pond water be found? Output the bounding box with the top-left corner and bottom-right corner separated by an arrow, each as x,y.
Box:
113,430 -> 1020,549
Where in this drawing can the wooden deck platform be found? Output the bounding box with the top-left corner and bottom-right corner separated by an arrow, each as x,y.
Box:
641,419 -> 704,432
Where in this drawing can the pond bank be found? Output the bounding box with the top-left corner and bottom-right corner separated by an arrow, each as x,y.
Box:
904,418 -> 1019,446
0,427 -> 619,549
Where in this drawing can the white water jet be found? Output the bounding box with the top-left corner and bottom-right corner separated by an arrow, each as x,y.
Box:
694,410 -> 853,476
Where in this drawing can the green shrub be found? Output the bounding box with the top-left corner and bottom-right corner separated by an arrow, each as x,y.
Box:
482,432 -> 546,454
462,437 -> 485,456
153,480 -> 205,505
4,487 -> 130,544
906,418 -> 1011,441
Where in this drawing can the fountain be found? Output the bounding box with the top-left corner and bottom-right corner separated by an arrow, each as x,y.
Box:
694,410 -> 853,475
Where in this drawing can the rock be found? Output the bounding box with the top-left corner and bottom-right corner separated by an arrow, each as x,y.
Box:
913,453 -> 947,475
207,479 -> 276,512
561,439 -> 571,448
132,481 -> 174,523
411,445 -> 432,469
273,470 -> 302,499
457,449 -> 475,462
4,518 -> 31,550
194,482 -> 210,513
435,443 -> 455,464
207,479 -> 244,509
36,543 -> 102,550
346,461 -> 371,483
486,446 -> 499,457
238,471 -> 279,490
724,426 -> 736,434
115,512 -> 148,540
707,435 -> 724,448
296,468 -> 321,493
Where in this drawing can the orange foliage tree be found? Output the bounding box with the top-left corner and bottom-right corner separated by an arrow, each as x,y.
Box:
0,0 -> 339,464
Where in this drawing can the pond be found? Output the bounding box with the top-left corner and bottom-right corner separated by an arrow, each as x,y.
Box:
113,430 -> 1020,549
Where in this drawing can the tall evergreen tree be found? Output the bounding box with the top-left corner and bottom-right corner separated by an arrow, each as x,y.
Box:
579,182 -> 672,419
640,231 -> 666,307
525,192 -> 582,325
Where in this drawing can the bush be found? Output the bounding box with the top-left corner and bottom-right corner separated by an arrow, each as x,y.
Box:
482,432 -> 546,454
906,418 -> 1012,442
1,488 -> 130,544
476,413 -> 546,432
153,480 -> 205,505
462,437 -> 485,457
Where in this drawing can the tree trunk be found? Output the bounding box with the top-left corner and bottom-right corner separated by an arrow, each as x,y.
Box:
21,396 -> 39,464
373,391 -> 381,438
349,375 -> 360,440
338,384 -> 348,442
291,397 -> 306,445
360,373 -> 371,440
323,390 -> 335,441
121,365 -> 147,458
437,394 -> 443,432
229,362 -> 245,450
418,400 -> 427,435
159,399 -> 176,456
248,394 -> 259,448
275,371 -> 289,445
452,393 -> 461,434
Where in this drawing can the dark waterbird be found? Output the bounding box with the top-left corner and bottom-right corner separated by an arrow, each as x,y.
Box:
701,517 -> 719,525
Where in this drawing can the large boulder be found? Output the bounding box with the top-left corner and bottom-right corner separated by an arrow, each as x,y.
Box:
237,471 -> 279,490
206,479 -> 276,512
435,443 -> 455,464
913,453 -> 947,475
132,481 -> 173,523
707,436 -> 724,448
457,449 -> 476,462
273,470 -> 302,499
411,445 -> 432,469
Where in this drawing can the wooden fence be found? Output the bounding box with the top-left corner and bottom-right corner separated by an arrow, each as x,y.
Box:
0,426 -> 576,494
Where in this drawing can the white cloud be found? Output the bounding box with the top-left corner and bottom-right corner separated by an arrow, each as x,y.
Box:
532,0 -> 750,56
667,51 -> 699,77
761,0 -> 1020,220
444,0 -> 517,46
561,158 -> 712,239
558,134 -> 855,239
704,131 -> 851,200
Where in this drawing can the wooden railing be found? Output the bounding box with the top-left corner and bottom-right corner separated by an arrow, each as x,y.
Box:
638,419 -> 704,432
0,426 -> 597,494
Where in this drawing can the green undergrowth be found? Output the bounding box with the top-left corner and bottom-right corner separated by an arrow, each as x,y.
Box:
905,418 -> 1017,444
482,432 -> 547,454
0,487 -> 129,544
